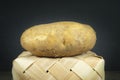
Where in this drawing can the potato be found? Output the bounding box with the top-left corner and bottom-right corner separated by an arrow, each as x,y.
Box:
20,21 -> 96,57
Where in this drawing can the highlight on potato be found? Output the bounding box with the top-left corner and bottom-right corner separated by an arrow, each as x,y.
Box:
20,21 -> 96,57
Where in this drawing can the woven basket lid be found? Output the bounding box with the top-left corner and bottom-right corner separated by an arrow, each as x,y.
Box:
12,51 -> 105,80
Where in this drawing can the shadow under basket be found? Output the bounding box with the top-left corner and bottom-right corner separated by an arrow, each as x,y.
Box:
12,51 -> 105,80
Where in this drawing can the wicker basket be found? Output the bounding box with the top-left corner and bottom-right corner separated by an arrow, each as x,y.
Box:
12,51 -> 105,80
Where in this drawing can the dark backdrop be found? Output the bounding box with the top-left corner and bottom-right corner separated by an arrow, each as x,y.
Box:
0,1 -> 120,71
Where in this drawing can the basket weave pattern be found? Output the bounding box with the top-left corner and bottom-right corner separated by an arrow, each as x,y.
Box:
12,51 -> 105,80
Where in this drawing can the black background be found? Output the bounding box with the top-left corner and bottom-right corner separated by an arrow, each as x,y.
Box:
0,1 -> 120,71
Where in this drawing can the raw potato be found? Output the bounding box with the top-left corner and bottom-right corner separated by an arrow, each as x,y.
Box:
20,21 -> 96,57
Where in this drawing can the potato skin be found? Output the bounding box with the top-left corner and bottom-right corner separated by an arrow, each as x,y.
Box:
20,21 -> 96,57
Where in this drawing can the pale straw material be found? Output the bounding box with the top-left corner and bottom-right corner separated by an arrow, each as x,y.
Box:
12,51 -> 105,80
